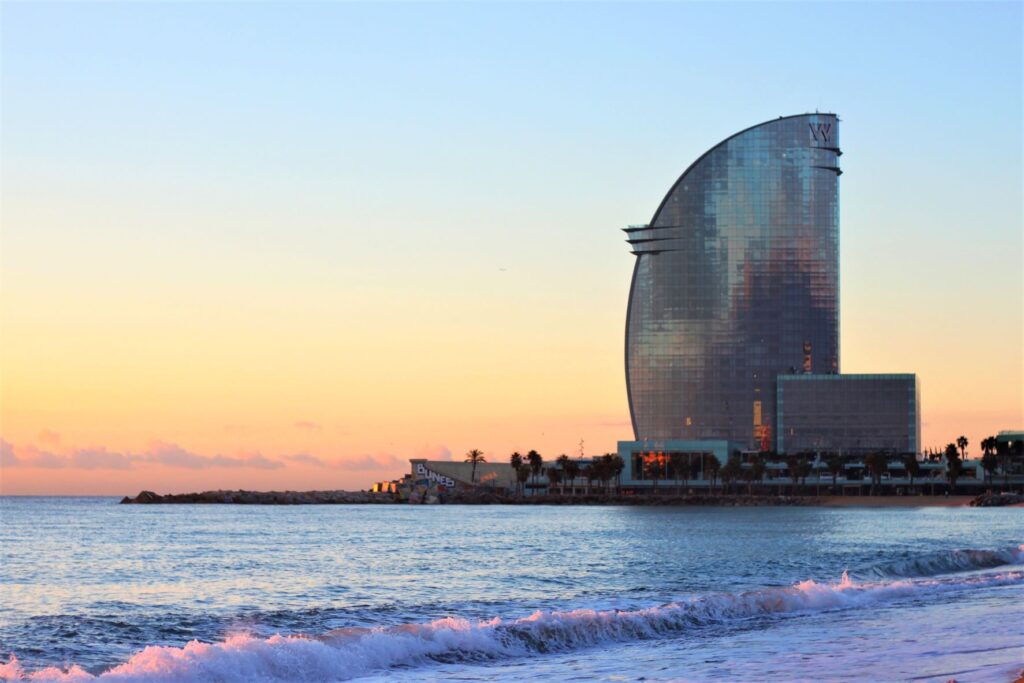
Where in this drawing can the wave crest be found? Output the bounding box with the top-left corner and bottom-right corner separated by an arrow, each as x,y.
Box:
854,545 -> 1024,580
3,569 -> 1022,682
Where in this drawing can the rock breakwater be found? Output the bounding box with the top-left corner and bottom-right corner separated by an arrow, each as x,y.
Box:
120,490 -> 390,504
970,492 -> 1024,507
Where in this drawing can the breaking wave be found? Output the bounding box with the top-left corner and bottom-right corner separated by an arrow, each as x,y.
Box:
854,544 -> 1024,580
3,569 -> 1022,682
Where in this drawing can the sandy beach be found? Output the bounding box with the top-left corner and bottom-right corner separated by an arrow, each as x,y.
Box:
819,495 -> 977,508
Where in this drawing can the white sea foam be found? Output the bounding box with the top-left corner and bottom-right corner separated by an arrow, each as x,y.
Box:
3,569 -> 1021,682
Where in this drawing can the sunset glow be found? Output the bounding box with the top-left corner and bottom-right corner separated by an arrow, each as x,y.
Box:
2,1 -> 1021,495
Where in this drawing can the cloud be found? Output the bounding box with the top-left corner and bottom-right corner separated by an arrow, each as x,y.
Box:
225,453 -> 283,470
283,453 -> 325,467
142,441 -> 283,470
1,440 -> 285,470
1,439 -> 19,467
342,453 -> 406,471
414,444 -> 453,461
14,446 -> 66,469
294,421 -> 321,431
70,448 -> 133,470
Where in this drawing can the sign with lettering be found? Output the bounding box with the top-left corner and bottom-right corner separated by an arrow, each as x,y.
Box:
809,122 -> 832,143
414,463 -> 456,488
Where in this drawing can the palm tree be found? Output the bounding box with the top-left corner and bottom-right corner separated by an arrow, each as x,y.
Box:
689,457 -> 702,492
827,454 -> 843,490
956,436 -> 968,462
555,454 -> 571,494
598,454 -> 616,494
526,450 -> 543,489
704,455 -> 721,493
747,454 -> 765,495
786,455 -> 800,495
515,463 -> 530,496
720,454 -> 742,495
670,452 -> 687,495
902,453 -> 921,491
864,451 -> 888,496
586,464 -> 600,494
609,454 -> 625,493
546,466 -> 562,495
980,451 -> 998,486
996,439 -> 1012,490
464,449 -> 485,483
562,457 -> 580,496
944,443 -> 962,494
797,457 -> 812,494
980,436 -> 998,488
643,454 -> 663,493
509,452 -> 524,495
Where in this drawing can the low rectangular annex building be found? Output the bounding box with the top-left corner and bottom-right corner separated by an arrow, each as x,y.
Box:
776,374 -> 920,454
616,439 -> 741,486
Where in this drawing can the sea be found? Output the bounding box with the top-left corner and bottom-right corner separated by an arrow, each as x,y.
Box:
0,497 -> 1021,682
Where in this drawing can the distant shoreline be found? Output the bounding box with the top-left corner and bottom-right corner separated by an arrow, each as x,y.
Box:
116,490 -> 1024,508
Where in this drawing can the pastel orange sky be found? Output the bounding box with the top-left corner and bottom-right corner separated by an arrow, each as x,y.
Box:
2,2 -> 1021,495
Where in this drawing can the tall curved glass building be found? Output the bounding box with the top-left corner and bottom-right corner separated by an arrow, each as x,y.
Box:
624,113 -> 841,450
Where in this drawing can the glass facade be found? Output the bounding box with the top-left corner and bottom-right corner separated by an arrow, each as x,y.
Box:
776,374 -> 920,454
616,439 -> 738,484
625,114 -> 841,448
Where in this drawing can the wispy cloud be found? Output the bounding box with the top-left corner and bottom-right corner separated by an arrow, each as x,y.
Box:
1,439 -> 412,474
71,448 -> 134,470
15,446 -> 66,469
283,453 -> 326,467
0,439 -> 19,467
1,440 -> 284,470
142,441 -> 283,470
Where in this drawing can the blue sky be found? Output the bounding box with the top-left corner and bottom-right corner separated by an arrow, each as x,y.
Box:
2,1 -> 1021,492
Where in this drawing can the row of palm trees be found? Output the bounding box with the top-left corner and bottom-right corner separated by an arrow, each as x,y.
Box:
464,448 -> 629,495
700,451 -> 924,496
924,434 -> 1019,488
714,441 -> 1010,496
639,445 -> 991,497
514,452 -> 627,495
461,435 -> 1020,496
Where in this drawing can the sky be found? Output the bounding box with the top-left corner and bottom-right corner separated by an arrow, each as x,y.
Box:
1,1 -> 1021,495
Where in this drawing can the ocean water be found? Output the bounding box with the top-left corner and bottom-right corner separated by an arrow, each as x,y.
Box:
0,498 -> 1021,682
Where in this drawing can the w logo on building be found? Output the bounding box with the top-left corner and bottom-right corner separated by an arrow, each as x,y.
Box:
809,122 -> 833,142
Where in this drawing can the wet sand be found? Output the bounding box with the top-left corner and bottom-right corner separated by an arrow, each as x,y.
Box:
819,495 -> 975,507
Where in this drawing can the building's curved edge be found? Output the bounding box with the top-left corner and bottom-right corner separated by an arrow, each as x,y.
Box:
648,112 -> 837,225
624,255 -> 641,439
626,112 -> 837,441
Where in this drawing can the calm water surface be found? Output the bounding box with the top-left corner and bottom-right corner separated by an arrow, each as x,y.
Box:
0,498 -> 1021,681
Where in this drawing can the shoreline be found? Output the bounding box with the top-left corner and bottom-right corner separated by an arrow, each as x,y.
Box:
817,495 -> 976,508
117,490 -> 1024,508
